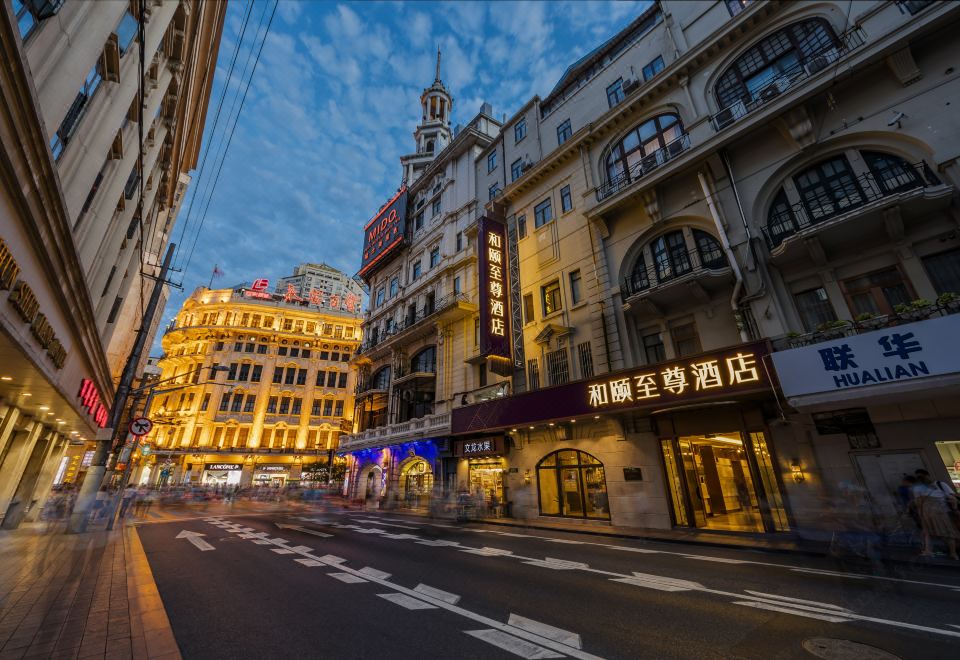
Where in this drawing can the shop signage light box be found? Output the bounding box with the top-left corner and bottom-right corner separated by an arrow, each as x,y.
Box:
477,215 -> 511,360
358,186 -> 408,280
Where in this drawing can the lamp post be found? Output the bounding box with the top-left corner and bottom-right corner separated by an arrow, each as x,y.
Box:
104,364 -> 229,530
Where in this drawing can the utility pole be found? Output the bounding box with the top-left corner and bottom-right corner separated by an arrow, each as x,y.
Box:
69,243 -> 175,533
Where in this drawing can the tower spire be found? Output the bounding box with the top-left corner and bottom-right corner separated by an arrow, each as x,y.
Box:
435,45 -> 441,83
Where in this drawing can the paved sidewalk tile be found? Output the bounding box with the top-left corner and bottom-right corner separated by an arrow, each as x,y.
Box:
0,523 -> 181,660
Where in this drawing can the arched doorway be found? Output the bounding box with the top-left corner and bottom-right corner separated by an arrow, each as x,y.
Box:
537,450 -> 610,519
363,465 -> 383,502
399,457 -> 434,507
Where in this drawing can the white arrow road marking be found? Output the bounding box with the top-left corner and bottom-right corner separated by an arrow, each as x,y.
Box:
414,584 -> 461,605
379,593 -> 439,610
328,572 -> 368,584
275,523 -> 333,538
295,559 -> 324,567
176,530 -> 215,551
733,601 -> 853,624
508,614 -> 582,650
682,555 -> 748,564
611,573 -> 703,592
465,629 -> 564,659
358,567 -> 392,580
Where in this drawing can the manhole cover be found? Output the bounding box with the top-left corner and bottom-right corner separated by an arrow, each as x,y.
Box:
803,638 -> 901,660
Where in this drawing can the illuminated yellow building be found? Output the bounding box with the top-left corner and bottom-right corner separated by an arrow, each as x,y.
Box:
138,277 -> 362,487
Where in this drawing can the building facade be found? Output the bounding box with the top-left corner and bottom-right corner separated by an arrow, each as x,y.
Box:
455,0 -> 960,539
139,270 -> 362,487
340,57 -> 509,505
0,0 -> 224,527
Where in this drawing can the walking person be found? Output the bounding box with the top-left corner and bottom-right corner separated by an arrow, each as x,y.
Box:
119,484 -> 137,518
912,470 -> 959,560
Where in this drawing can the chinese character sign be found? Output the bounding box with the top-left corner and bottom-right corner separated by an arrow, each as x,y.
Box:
78,378 -> 109,428
478,216 -> 511,359
771,315 -> 960,398
585,349 -> 766,410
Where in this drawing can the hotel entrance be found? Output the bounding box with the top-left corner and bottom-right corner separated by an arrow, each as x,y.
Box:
658,409 -> 790,533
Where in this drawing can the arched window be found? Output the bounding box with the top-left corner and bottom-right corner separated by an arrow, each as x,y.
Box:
629,252 -> 650,293
693,230 -> 726,269
605,113 -> 684,185
715,19 -> 838,108
411,346 -> 436,373
794,155 -> 862,222
862,152 -> 922,195
766,190 -> 797,245
651,230 -> 691,282
371,366 -> 391,390
537,450 -> 609,519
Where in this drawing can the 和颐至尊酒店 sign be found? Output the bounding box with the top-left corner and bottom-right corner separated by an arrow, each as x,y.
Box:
478,216 -> 511,360
359,187 -> 408,280
771,313 -> 960,399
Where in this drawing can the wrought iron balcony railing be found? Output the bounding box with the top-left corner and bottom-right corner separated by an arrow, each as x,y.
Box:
596,133 -> 691,202
357,292 -> 471,354
620,245 -> 728,299
761,161 -> 942,250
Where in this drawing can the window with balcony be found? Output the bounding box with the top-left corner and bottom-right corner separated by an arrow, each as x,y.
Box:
372,366 -> 391,390
694,230 -> 726,269
604,113 -> 684,190
651,230 -> 691,282
606,78 -> 625,108
453,276 -> 461,294
794,287 -> 837,331
715,19 -> 838,110
411,346 -> 436,373
795,155 -> 863,222
511,158 -> 524,182
546,348 -> 570,386
862,152 -> 923,195
923,248 -> 960,295
51,60 -> 103,161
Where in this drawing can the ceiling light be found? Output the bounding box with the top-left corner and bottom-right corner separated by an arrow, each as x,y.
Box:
21,392 -> 31,397
70,431 -> 78,435
46,412 -> 53,416
0,376 -> 11,381
594,415 -> 599,419
528,426 -> 534,430
570,419 -> 576,423
57,421 -> 65,425
511,428 -> 517,432
548,423 -> 555,427
39,405 -> 49,410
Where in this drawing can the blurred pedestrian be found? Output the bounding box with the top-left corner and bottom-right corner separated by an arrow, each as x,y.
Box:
913,470 -> 959,559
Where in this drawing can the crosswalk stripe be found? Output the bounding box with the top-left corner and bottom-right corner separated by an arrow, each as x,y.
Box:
328,572 -> 367,584
378,593 -> 437,610
271,549 -> 294,555
358,567 -> 391,580
465,629 -> 564,659
295,559 -> 324,567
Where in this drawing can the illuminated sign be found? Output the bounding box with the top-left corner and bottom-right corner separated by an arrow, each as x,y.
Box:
240,279 -> 360,312
478,216 -> 511,360
359,186 -> 408,280
205,463 -> 242,471
244,278 -> 273,299
78,379 -> 109,428
587,349 -> 763,409
1,236 -> 67,369
455,436 -> 505,457
256,465 -> 287,472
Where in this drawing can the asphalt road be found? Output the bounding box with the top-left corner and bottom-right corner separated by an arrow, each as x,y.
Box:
135,503 -> 960,660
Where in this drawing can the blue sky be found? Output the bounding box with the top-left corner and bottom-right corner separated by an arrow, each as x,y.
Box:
156,0 -> 649,353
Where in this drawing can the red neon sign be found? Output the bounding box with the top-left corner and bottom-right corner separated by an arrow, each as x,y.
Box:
78,378 -> 109,428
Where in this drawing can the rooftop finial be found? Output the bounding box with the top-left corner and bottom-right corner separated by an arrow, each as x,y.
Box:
435,45 -> 441,83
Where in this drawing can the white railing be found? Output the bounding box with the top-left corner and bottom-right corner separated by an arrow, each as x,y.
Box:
339,412 -> 451,451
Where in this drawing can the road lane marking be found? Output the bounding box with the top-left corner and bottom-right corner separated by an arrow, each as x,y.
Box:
318,554 -> 346,564
682,555 -> 748,564
743,591 -> 851,612
508,614 -> 582,649
378,593 -> 438,610
353,519 -> 420,529
416,539 -> 462,547
465,629 -> 564,659
358,567 -> 392,580
275,523 -> 333,538
545,539 -> 586,545
295,559 -> 324,567
461,547 -> 514,556
175,530 -> 215,551
523,558 -> 589,570
289,545 -> 313,553
733,601 -> 853,624
611,573 -> 702,592
602,545 -> 660,554
414,583 -> 461,605
252,540 -> 272,545
272,549 -> 295,555
328,572 -> 367,584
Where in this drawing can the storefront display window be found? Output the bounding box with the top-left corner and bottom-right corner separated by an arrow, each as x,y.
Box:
400,458 -> 434,506
468,459 -> 505,503
536,450 -> 610,520
935,441 -> 960,488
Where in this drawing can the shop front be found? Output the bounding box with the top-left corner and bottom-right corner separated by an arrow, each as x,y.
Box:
453,341 -> 794,534
342,439 -> 442,508
771,312 -> 960,535
451,436 -> 508,513
254,464 -> 289,487
202,462 -> 243,486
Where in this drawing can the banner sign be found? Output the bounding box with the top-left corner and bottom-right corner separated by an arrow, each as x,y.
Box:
359,187 -> 408,280
478,216 -> 511,360
771,314 -> 960,398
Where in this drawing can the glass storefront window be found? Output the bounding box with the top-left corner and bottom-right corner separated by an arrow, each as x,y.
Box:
749,432 -> 790,531
400,458 -> 434,507
660,439 -> 688,526
537,450 -> 610,520
469,460 -> 505,502
935,441 -> 960,489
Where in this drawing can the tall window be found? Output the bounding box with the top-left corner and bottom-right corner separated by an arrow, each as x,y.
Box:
606,78 -> 625,108
375,287 -> 385,307
795,155 -> 863,222
456,231 -> 463,251
412,261 -> 422,280
430,246 -> 440,268
557,119 -> 572,145
517,214 -> 527,239
12,0 -> 38,39
923,249 -> 960,295
546,349 -> 570,386
862,152 -> 922,194
642,331 -> 666,364
577,342 -> 594,378
115,10 -> 139,56
51,62 -> 103,161
487,150 -> 497,173
794,287 -> 837,331
651,230 -> 691,282
542,280 -> 562,316
411,346 -> 436,373
511,158 -> 523,182
527,359 -> 541,391
841,267 -> 912,316
560,185 -> 573,213
389,277 -> 399,298
489,183 -> 500,201
432,199 -> 441,216
515,118 -> 527,143
523,293 -> 535,324
715,19 -> 838,108
629,253 -> 650,292
642,55 -> 665,82
569,269 -> 582,304
726,0 -> 752,16
670,321 -> 701,357
537,450 -> 609,519
534,198 -> 553,228
693,230 -> 726,269
604,114 -> 683,185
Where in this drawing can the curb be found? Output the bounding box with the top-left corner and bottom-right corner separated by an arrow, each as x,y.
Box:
124,525 -> 183,659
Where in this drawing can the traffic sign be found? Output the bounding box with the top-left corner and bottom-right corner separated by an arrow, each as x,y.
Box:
129,417 -> 153,436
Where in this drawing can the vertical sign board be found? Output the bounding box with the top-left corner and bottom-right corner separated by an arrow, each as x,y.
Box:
478,216 -> 511,359
358,187 -> 408,280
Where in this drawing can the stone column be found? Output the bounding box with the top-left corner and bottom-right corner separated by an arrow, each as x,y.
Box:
2,428 -> 55,529
0,404 -> 22,465
24,435 -> 68,522
0,420 -> 44,518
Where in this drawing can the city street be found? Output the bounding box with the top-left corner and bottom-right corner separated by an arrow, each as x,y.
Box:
135,504 -> 960,660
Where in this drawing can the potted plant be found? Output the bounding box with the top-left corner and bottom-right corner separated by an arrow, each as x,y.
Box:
854,311 -> 888,331
815,319 -> 850,340
895,298 -> 935,321
937,291 -> 960,312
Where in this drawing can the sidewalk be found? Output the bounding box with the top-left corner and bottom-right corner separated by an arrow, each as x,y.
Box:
0,523 -> 179,660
